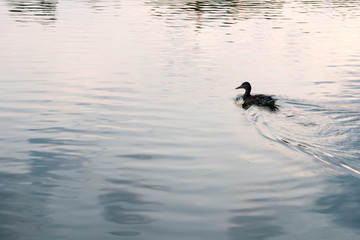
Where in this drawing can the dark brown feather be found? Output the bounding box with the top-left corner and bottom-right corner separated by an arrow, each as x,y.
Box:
235,82 -> 278,111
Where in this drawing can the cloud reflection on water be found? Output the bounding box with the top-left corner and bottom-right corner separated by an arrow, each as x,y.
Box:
313,175 -> 360,231
99,178 -> 161,237
0,158 -> 53,239
0,131 -> 93,239
98,154 -> 171,237
228,208 -> 284,240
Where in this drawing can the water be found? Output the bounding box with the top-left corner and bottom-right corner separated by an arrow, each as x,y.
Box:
0,0 -> 360,239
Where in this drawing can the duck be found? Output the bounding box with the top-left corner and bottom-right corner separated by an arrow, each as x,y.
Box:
235,82 -> 278,111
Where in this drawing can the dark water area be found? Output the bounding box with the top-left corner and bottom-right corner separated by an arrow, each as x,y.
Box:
0,0 -> 360,239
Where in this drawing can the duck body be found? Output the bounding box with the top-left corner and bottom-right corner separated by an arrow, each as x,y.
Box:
235,82 -> 278,111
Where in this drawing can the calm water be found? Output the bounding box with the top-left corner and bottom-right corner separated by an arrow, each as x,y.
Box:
0,0 -> 360,239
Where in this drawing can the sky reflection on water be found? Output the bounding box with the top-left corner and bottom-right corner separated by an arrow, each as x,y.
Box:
0,0 -> 360,239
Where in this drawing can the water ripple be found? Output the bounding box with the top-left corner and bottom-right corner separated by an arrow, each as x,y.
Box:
6,0 -> 57,25
241,98 -> 360,175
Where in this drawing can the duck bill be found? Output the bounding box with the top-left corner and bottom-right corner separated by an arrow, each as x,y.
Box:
235,85 -> 243,89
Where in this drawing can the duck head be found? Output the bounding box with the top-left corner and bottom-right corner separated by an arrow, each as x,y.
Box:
235,82 -> 252,96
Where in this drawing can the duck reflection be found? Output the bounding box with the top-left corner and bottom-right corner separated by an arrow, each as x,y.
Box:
6,0 -> 57,24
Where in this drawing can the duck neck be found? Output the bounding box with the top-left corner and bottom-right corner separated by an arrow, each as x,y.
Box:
243,87 -> 251,98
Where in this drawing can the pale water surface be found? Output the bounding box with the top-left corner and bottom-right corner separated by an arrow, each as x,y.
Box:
0,0 -> 360,239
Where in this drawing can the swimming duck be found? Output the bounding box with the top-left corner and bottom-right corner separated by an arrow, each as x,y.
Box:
235,82 -> 278,111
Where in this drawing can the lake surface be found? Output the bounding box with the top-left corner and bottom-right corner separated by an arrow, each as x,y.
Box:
0,0 -> 360,239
